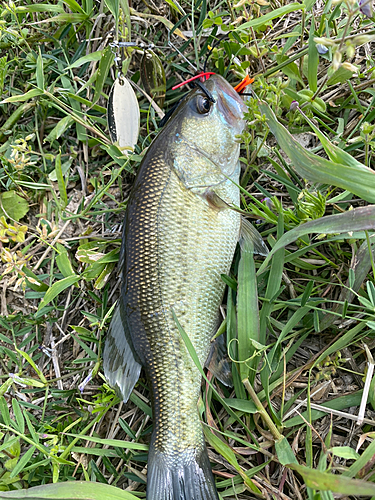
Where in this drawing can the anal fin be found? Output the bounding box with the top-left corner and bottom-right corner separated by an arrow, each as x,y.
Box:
103,299 -> 142,402
206,333 -> 233,387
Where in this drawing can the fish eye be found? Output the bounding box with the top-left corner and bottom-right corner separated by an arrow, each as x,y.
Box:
196,96 -> 212,114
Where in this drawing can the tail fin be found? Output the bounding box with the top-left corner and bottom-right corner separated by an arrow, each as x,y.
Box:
146,442 -> 219,500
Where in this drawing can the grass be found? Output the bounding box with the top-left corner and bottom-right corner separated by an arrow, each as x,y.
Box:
0,0 -> 375,498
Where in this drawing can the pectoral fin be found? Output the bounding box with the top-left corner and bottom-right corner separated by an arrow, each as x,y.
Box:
204,190 -> 231,211
239,217 -> 269,256
103,298 -> 142,402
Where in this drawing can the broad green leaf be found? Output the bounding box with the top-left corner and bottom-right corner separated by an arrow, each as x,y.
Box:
14,347 -> 48,384
0,437 -> 19,455
236,3 -> 302,31
12,399 -> 24,434
329,446 -> 360,460
0,481 -> 139,499
93,47 -> 113,103
288,463 -> 375,495
343,439 -> 375,478
13,4 -> 64,12
96,249 -> 120,264
284,389 -> 363,427
0,378 -> 13,397
14,376 -> 45,388
22,267 -> 48,292
38,275 -> 80,311
275,437 -> 298,465
36,48 -> 44,91
62,0 -> 85,13
237,247 -> 259,382
55,243 -> 77,278
67,93 -> 106,113
1,88 -> 43,104
0,396 -> 11,425
16,181 -> 51,190
327,66 -> 356,86
54,151 -> 68,208
304,0 -> 316,10
94,262 -> 115,289
0,55 -> 8,97
164,0 -> 185,13
49,159 -> 72,182
65,51 -> 103,70
71,446 -> 117,457
222,398 -> 257,413
39,13 -> 88,23
10,446 -> 36,479
259,101 -> 375,203
259,205 -> 375,271
59,71 -> 87,142
65,434 -> 148,451
276,55 -> 303,84
259,215 -> 284,426
45,115 -> 74,143
104,0 -> 119,23
0,191 -> 29,221
296,110 -> 365,169
203,427 -> 240,470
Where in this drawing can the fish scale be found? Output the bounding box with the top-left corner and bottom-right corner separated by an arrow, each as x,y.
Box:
103,74 -> 251,500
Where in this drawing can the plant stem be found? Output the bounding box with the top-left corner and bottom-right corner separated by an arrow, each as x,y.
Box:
242,378 -> 283,441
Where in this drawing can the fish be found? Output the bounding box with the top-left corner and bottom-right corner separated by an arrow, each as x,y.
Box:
103,74 -> 268,500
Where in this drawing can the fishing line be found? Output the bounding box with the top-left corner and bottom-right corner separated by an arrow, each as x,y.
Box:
203,33 -> 230,73
194,80 -> 215,103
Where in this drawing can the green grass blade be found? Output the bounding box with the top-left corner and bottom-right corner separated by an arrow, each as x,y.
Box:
308,20 -> 318,92
0,481 -> 140,499
343,439 -> 375,478
284,390 -> 363,427
65,434 -> 148,451
12,399 -> 25,434
10,445 -> 36,479
1,89 -> 43,104
259,102 -> 375,202
236,3 -> 303,31
36,48 -> 44,91
259,215 -> 284,424
259,206 -> 375,273
275,437 -> 297,465
13,4 -> 64,12
54,151 -> 68,208
237,248 -> 259,383
104,0 -> 119,25
288,463 -> 375,495
93,47 -> 114,104
38,275 -> 80,311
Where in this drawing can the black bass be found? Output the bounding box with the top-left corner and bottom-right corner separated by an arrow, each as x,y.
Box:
104,74 -> 266,500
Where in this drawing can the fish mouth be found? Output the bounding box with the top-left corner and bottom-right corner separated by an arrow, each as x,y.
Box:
213,77 -> 248,131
